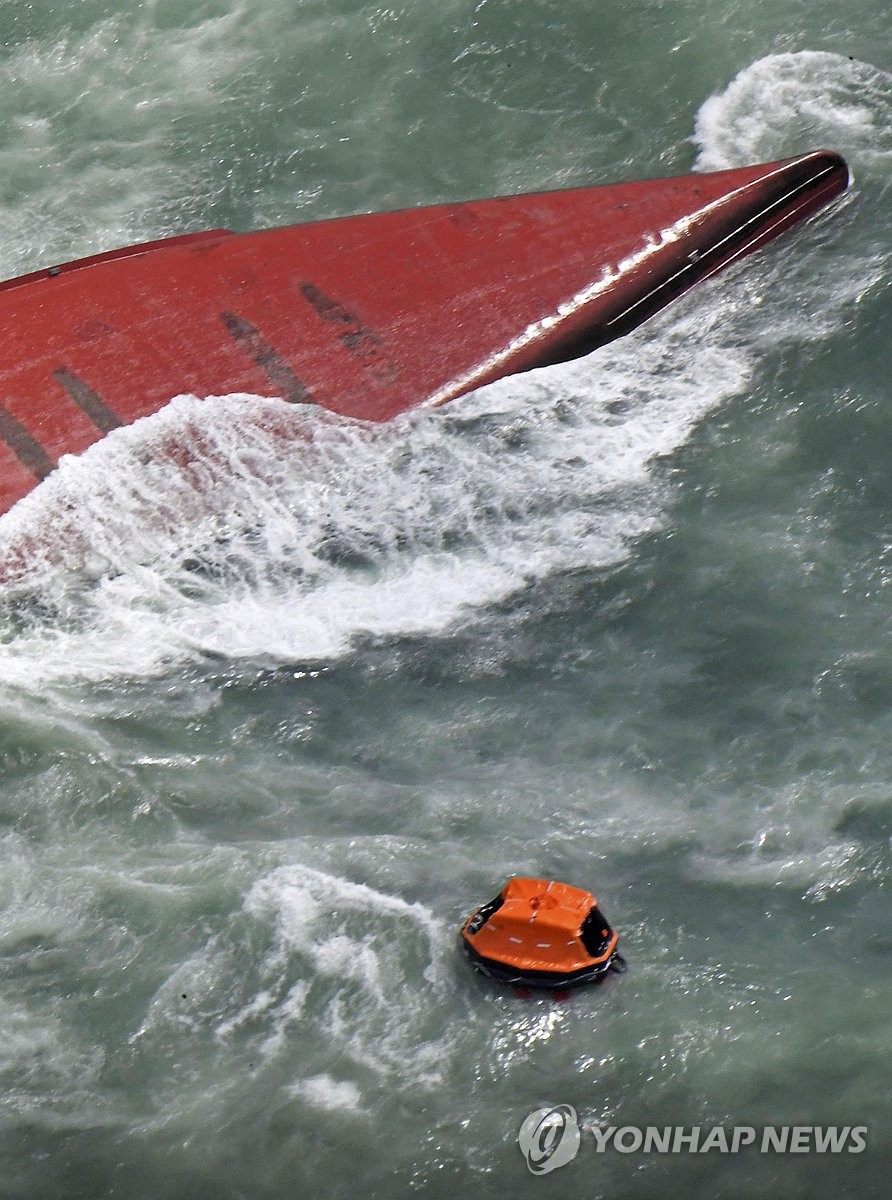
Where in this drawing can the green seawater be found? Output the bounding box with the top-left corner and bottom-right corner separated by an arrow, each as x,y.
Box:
0,3 -> 890,1198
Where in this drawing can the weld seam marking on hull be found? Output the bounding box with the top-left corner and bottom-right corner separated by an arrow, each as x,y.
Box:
0,404 -> 54,481
220,311 -> 311,404
52,367 -> 122,434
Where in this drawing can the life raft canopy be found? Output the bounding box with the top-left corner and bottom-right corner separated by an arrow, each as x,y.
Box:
460,876 -> 625,990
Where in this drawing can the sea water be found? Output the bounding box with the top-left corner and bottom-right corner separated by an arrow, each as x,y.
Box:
0,3 -> 889,1197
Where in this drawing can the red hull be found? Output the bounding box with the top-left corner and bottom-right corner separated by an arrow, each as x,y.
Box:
0,151 -> 847,517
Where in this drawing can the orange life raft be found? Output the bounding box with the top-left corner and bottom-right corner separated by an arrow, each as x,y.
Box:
460,877 -> 624,989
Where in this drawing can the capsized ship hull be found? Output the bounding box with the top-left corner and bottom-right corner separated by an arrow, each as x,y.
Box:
0,151 -> 848,516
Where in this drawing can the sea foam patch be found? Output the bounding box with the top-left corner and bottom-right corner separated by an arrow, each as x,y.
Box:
132,861 -> 453,1103
694,51 -> 892,173
0,320 -> 749,687
0,308 -> 853,687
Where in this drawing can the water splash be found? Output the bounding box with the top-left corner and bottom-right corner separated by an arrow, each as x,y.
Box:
0,314 -> 752,685
694,51 -> 892,172
133,863 -> 452,1101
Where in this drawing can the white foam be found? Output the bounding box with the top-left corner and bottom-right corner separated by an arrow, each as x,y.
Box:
694,51 -> 892,172
287,1073 -> 364,1114
134,861 -> 453,1093
0,320 -> 752,687
246,865 -> 451,1083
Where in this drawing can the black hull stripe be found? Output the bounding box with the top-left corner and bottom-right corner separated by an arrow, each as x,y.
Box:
0,404 -> 54,481
53,367 -> 122,434
220,311 -> 311,404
